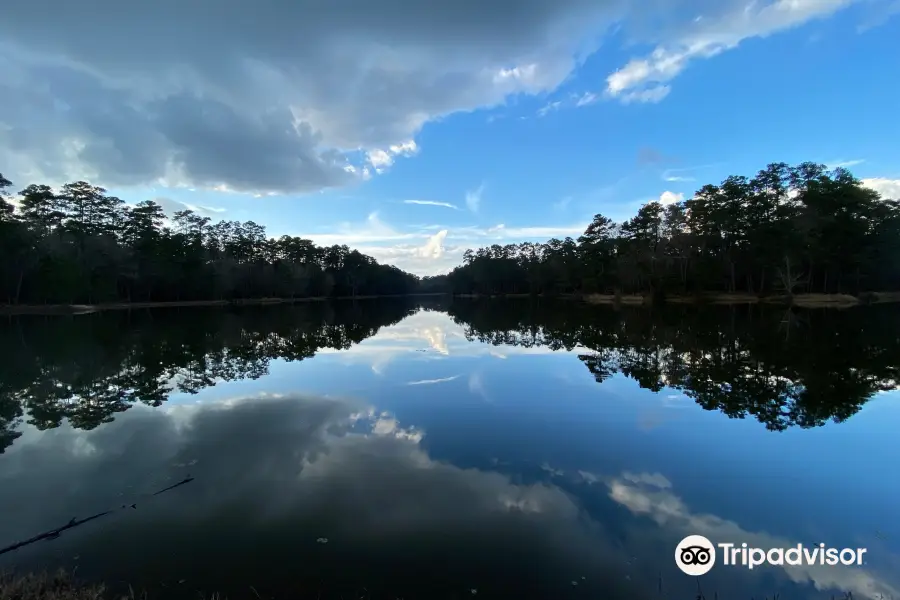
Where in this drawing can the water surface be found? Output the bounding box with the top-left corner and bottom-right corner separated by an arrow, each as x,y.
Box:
1,299 -> 898,599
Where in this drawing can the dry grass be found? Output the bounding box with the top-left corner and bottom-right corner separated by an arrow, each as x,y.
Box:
772,294 -> 859,308
584,293 -> 648,305
617,292 -> 893,308
666,293 -> 760,305
870,291 -> 900,304
0,572 -> 232,600
0,572 -> 863,600
0,571 -> 106,600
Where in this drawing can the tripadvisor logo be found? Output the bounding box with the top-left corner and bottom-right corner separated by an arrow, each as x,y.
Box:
675,535 -> 868,576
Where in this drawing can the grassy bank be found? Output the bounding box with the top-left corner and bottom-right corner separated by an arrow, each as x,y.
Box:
0,293 -> 449,316
581,292 -> 900,308
454,291 -> 900,307
0,571 -> 863,600
0,571 -> 107,600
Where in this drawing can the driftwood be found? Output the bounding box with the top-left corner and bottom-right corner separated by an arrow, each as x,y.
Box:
0,476 -> 194,556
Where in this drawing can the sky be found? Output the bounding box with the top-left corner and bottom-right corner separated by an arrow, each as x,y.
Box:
1,0 -> 899,276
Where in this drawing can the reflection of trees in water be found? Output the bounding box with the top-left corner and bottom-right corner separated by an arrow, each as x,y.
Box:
0,300 -> 421,453
448,300 -> 900,431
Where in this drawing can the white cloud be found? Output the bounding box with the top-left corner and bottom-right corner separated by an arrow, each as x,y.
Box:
658,190 -> 684,205
862,178 -> 900,200
660,164 -> 720,183
152,197 -> 227,219
417,230 -> 448,259
366,149 -> 394,171
297,211 -> 420,246
367,140 -> 419,173
606,0 -> 861,103
2,0 -> 888,196
359,242 -> 465,277
827,158 -> 865,169
403,200 -> 459,210
618,85 -> 671,104
305,214 -> 590,275
856,0 -> 900,31
467,223 -> 587,240
465,184 -> 485,213
0,1 -> 626,194
537,100 -> 562,117
349,229 -> 452,275
575,91 -> 599,107
407,375 -> 461,386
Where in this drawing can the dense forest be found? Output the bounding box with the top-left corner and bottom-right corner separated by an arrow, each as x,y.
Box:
3,162 -> 899,304
436,162 -> 900,297
2,298 -> 896,454
0,174 -> 419,304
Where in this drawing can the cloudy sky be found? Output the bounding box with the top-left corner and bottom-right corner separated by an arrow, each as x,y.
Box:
2,0 -> 899,275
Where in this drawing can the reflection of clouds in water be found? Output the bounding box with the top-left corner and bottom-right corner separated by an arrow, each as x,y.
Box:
347,405 -> 420,441
620,472 -> 671,489
0,394 -> 643,597
638,393 -> 692,431
661,394 -> 690,407
468,372 -> 490,402
606,472 -> 898,600
406,375 -> 461,386
540,462 -> 565,478
318,310 -> 570,376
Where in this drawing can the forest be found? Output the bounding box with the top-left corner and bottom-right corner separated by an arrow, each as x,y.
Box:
2,161 -> 899,304
0,174 -> 419,304
435,162 -> 900,297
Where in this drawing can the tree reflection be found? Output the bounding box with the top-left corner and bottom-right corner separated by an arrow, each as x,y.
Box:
0,300 -> 420,452
3,298 -> 897,453
447,300 -> 900,431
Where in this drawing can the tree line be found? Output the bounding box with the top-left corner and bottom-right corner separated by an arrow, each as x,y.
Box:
447,299 -> 900,432
4,162 -> 899,304
0,174 -> 419,305
0,300 -> 422,453
437,162 -> 900,297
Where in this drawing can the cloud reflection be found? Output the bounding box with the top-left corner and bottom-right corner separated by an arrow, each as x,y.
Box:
606,472 -> 898,599
318,309 -> 568,376
0,394 -> 641,598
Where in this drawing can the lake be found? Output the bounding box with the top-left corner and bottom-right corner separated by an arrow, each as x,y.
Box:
1,298 -> 899,600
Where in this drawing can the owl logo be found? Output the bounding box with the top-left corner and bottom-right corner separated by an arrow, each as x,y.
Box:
675,535 -> 716,575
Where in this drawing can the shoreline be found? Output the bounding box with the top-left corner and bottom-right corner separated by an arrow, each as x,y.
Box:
457,291 -> 900,308
0,571 -> 867,600
0,293 -> 449,316
4,291 -> 900,315
590,292 -> 900,308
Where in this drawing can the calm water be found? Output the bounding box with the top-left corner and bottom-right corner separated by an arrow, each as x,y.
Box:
1,298 -> 899,599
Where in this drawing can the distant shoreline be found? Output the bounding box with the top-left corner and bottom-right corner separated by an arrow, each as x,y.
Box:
0,293 -> 449,316
456,291 -> 900,308
3,291 -> 899,316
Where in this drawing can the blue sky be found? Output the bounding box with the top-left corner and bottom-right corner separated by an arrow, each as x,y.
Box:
2,0 -> 899,275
